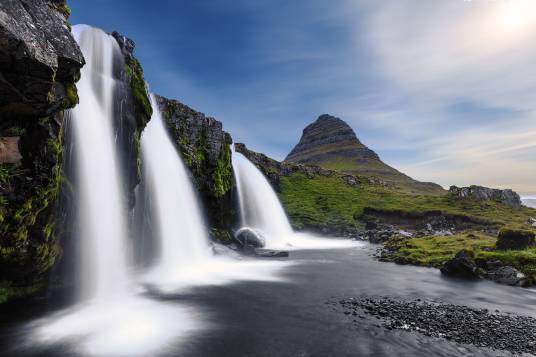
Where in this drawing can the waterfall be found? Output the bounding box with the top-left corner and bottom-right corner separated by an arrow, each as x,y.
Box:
70,25 -> 130,301
140,95 -> 210,279
232,150 -> 293,248
29,25 -> 203,356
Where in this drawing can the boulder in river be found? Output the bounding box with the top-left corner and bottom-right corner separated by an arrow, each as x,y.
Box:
440,250 -> 479,279
487,266 -> 531,287
234,227 -> 267,249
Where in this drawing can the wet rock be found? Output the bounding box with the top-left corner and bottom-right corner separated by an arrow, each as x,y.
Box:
487,266 -> 531,287
156,95 -> 233,231
0,0 -> 84,117
440,250 -> 479,279
234,227 -> 266,249
253,249 -> 289,258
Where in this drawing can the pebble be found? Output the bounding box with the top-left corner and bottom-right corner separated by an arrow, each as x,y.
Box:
338,296 -> 536,355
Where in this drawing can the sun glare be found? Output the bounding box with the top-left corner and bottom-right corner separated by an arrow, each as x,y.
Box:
497,0 -> 536,32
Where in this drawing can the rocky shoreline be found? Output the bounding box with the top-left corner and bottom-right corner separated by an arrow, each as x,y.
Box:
339,296 -> 536,355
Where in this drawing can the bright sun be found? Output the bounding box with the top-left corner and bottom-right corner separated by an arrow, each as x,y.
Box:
497,0 -> 536,32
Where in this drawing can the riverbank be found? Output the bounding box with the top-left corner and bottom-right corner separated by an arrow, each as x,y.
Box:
339,296 -> 536,355
2,244 -> 536,357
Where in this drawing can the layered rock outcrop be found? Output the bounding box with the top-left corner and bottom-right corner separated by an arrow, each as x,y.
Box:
285,114 -> 444,195
156,95 -> 234,235
0,0 -> 84,299
449,185 -> 522,208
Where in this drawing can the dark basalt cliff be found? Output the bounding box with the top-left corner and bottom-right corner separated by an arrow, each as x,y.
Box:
286,114 -> 444,195
0,0 -> 84,301
156,95 -> 234,239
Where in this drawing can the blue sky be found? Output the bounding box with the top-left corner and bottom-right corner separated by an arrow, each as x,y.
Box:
70,0 -> 536,194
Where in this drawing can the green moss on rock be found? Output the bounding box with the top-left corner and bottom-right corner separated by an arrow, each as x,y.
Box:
496,228 -> 535,250
125,58 -> 152,131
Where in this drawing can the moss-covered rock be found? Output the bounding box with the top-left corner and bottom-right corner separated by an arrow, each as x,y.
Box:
496,228 -> 535,250
0,0 -> 83,303
155,95 -> 235,234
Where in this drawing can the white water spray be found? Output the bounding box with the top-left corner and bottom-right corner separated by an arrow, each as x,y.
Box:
232,150 -> 293,248
29,25 -> 202,357
141,95 -> 211,276
232,149 -> 359,250
139,98 -> 291,290
70,25 -> 130,301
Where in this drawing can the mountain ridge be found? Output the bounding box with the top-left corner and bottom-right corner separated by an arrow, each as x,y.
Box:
285,114 -> 445,195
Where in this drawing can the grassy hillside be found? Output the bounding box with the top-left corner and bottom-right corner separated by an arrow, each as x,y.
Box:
382,233 -> 536,278
279,172 -> 536,233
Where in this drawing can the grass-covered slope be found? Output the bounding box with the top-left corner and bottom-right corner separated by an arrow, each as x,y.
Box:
280,172 -> 535,233
382,233 -> 536,278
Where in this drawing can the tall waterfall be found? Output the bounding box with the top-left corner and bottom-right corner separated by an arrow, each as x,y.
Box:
232,150 -> 293,248
70,25 -> 130,301
29,26 -> 203,356
140,95 -> 210,278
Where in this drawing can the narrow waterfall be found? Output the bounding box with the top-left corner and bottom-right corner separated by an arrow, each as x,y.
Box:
232,150 -> 293,248
140,95 -> 210,278
70,25 -> 130,301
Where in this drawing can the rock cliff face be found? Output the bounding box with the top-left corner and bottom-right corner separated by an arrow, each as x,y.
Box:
110,31 -> 152,208
156,95 -> 234,237
286,114 -> 444,195
449,185 -> 522,208
0,0 -> 84,300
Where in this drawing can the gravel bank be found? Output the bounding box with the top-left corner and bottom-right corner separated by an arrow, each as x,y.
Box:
339,296 -> 536,355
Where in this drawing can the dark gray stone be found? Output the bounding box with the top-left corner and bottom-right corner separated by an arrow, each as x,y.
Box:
440,250 -> 479,279
0,0 -> 84,117
234,227 -> 266,249
449,185 -> 522,208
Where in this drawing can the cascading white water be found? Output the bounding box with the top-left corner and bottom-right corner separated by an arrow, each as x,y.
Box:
232,149 -> 359,251
29,26 -> 203,356
232,150 -> 293,248
138,101 -> 292,290
70,25 -> 130,301
140,95 -> 210,275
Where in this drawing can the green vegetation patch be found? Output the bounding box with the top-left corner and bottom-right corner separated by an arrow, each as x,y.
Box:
279,172 -> 535,232
383,233 -> 536,279
383,233 -> 496,268
496,228 -> 535,250
125,58 -> 152,131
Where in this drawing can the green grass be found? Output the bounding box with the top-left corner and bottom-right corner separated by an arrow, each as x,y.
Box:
279,172 -> 536,231
384,233 -> 497,268
383,233 -> 536,278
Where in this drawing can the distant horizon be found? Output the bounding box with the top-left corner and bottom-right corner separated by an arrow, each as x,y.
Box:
70,0 -> 536,194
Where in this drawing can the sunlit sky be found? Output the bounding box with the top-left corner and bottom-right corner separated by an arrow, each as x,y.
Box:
70,0 -> 536,194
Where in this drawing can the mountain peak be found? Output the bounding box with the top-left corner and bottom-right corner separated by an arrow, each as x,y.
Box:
285,114 -> 374,163
285,114 -> 445,195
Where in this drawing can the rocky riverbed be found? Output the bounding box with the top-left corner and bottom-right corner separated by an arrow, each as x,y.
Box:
339,296 -> 536,355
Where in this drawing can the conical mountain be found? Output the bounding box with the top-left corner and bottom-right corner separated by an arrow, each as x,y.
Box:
285,114 -> 444,195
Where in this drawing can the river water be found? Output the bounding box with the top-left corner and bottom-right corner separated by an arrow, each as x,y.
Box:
1,243 -> 535,357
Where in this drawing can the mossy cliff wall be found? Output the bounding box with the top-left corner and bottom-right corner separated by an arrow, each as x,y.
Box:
110,31 -> 152,208
155,95 -> 234,238
0,0 -> 84,302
